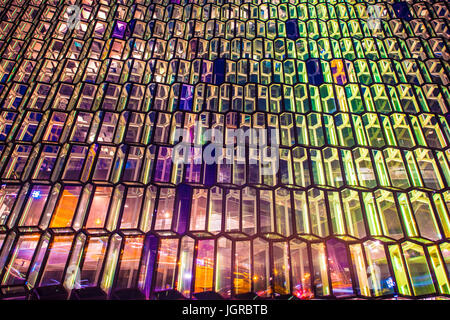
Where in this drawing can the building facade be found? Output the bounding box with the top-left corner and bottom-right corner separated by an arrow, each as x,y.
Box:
0,0 -> 449,299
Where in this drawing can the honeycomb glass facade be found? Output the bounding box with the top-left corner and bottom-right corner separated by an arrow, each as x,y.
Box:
0,0 -> 449,300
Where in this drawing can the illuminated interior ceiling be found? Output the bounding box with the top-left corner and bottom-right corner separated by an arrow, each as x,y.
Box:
0,0 -> 449,300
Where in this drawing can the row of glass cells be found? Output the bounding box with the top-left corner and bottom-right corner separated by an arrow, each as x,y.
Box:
2,85 -> 449,139
0,0 -> 448,300
23,54 -> 447,87
100,20 -> 448,57
1,184 -> 450,241
2,106 -> 449,148
78,19 -> 448,58
91,0 -> 448,24
1,116 -> 449,188
0,231 -> 449,299
3,80 -> 448,116
2,144 -> 450,191
140,13 -> 446,42
14,34 -> 447,83
129,0 -> 448,21
6,31 -> 448,86
26,1 -> 447,40
8,27 -> 447,75
2,12 -> 449,83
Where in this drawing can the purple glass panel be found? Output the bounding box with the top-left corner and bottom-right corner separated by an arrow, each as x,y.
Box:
179,84 -> 193,111
112,21 -> 127,39
174,184 -> 192,234
140,235 -> 158,298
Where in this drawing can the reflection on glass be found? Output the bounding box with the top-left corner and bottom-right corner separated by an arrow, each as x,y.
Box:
2,234 -> 40,285
253,238 -> 270,297
79,236 -> 108,288
39,235 -> 75,287
194,239 -> 214,293
290,239 -> 312,299
177,236 -> 194,297
311,242 -> 330,296
234,241 -> 251,295
154,238 -> 178,291
326,239 -> 353,297
273,241 -> 290,295
215,237 -> 231,298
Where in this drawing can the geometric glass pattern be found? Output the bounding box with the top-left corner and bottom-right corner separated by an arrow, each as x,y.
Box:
0,0 -> 449,300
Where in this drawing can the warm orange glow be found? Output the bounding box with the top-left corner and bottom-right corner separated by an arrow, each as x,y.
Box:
49,189 -> 80,228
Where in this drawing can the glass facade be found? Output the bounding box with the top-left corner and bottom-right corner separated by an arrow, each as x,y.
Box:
0,0 -> 449,300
